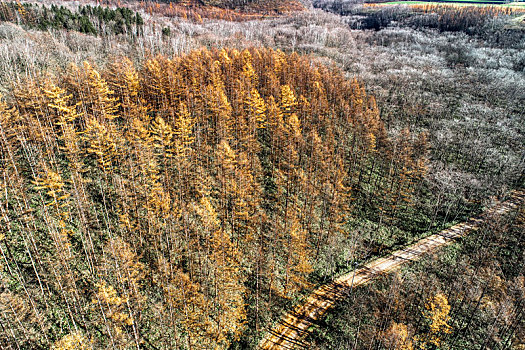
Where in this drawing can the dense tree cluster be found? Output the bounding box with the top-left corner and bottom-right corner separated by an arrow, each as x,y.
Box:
0,48 -> 427,349
0,2 -> 143,36
138,0 -> 304,22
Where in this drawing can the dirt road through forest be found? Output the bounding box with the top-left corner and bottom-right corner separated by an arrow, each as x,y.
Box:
258,190 -> 525,350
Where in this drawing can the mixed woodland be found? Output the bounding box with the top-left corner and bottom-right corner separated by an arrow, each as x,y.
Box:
0,0 -> 523,348
309,204 -> 524,350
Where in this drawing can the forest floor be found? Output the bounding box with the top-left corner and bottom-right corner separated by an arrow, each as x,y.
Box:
258,190 -> 525,350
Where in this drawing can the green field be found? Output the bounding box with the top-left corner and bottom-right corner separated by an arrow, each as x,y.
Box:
382,1 -> 525,7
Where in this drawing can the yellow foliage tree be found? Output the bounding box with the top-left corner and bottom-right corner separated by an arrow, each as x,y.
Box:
246,88 -> 267,129
52,332 -> 91,350
92,281 -> 134,346
83,62 -> 120,122
106,57 -> 140,108
416,292 -> 453,349
83,118 -> 119,173
173,103 -> 194,159
280,84 -> 297,117
43,82 -> 83,172
151,116 -> 175,158
241,49 -> 258,87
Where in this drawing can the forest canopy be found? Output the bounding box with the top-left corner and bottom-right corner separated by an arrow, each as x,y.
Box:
0,47 -> 428,349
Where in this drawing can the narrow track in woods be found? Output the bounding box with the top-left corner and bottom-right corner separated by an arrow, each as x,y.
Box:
258,190 -> 525,350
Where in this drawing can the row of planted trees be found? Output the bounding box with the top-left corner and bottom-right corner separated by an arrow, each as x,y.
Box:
0,47 -> 427,349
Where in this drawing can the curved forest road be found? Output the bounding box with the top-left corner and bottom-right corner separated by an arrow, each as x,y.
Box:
258,190 -> 525,350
